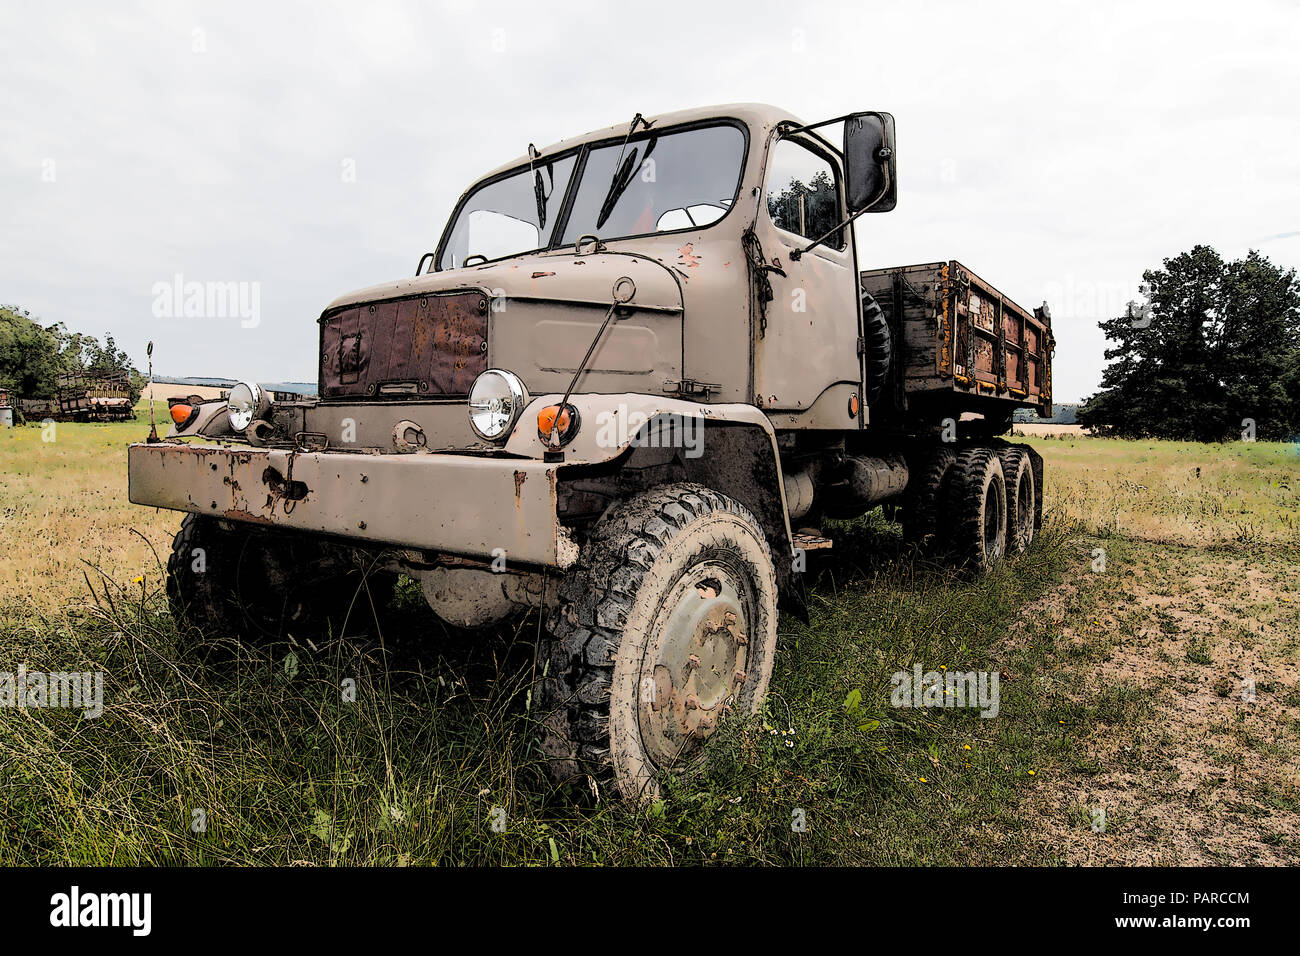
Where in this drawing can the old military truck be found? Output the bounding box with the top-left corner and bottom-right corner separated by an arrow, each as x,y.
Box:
129,104 -> 1052,802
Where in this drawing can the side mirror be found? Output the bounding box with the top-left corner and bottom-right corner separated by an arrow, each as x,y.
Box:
843,112 -> 896,213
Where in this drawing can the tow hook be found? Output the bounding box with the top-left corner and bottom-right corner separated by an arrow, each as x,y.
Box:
262,466 -> 308,501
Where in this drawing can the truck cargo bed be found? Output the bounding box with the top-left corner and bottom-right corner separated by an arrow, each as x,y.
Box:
861,260 -> 1053,419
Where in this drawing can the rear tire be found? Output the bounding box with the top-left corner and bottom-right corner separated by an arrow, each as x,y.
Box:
943,447 -> 1007,572
902,446 -> 957,546
536,483 -> 779,803
997,445 -> 1036,554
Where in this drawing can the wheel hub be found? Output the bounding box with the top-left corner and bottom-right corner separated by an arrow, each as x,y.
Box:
640,566 -> 750,768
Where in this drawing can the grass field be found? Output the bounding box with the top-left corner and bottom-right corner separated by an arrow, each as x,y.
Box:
1,410 -> 1297,865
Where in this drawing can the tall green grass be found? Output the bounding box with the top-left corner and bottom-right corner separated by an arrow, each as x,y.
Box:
1,512 -> 1131,866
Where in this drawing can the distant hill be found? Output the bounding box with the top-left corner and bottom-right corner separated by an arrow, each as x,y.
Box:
155,375 -> 317,395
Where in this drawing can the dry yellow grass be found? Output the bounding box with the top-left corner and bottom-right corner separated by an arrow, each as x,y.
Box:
2,418 -> 1295,618
142,383 -> 228,403
1024,436 -> 1300,548
1012,422 -> 1087,437
0,404 -> 175,619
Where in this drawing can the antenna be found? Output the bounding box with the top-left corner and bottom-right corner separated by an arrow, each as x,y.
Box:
146,341 -> 158,443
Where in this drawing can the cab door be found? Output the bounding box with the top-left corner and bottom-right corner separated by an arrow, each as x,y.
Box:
751,134 -> 861,417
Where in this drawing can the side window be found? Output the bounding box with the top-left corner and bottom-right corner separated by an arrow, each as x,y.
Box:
765,138 -> 843,248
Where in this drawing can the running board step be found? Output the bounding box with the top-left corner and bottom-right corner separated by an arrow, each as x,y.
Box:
792,532 -> 833,551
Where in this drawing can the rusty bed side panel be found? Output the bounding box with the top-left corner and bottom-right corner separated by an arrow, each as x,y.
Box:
128,443 -> 564,566
859,260 -> 1054,416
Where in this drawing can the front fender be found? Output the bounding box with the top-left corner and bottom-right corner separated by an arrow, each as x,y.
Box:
164,400 -> 232,439
506,393 -> 795,561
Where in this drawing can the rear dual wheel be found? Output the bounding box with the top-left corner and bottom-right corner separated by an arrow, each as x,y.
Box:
997,445 -> 1037,555
944,446 -> 1008,572
902,446 -> 957,546
941,443 -> 1037,570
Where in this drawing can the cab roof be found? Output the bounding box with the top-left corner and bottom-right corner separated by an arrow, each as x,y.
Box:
475,103 -> 803,183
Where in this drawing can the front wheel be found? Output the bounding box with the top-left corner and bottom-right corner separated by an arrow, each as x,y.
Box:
536,483 -> 779,802
166,514 -> 391,643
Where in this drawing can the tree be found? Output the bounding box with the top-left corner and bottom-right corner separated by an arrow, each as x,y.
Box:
0,306 -> 144,403
0,306 -> 66,399
1218,250 -> 1300,439
1078,246 -> 1300,441
767,169 -> 840,244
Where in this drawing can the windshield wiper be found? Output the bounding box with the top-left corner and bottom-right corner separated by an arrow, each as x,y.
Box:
527,143 -> 551,231
595,112 -> 654,233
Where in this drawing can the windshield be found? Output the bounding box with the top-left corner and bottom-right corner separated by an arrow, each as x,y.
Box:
437,123 -> 746,270
439,154 -> 577,270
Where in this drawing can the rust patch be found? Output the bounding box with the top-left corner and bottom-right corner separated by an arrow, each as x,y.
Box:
225,508 -> 272,525
513,470 -> 527,498
531,271 -> 556,279
677,242 -> 701,268
167,442 -> 222,460
320,290 -> 486,398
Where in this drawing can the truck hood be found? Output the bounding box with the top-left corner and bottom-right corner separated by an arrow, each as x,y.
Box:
324,251 -> 684,316
318,251 -> 686,402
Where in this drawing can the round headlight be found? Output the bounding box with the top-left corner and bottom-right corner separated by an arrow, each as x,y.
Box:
227,382 -> 265,432
468,369 -> 528,441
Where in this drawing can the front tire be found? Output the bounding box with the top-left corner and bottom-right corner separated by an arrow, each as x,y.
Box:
536,483 -> 779,802
166,514 -> 390,642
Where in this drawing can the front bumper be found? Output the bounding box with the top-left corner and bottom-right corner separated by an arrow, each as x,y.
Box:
128,442 -> 576,568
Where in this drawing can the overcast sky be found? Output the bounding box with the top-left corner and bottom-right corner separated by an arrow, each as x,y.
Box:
3,0 -> 1298,401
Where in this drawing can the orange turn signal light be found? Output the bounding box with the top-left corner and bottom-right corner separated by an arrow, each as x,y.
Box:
537,403 -> 578,445
170,403 -> 195,426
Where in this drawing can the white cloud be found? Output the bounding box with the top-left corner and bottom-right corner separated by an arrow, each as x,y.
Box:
1,0 -> 1297,401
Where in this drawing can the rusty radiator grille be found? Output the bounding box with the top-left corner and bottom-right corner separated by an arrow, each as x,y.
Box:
319,290 -> 489,399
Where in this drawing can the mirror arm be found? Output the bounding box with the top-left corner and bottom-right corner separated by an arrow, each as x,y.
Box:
781,112 -> 862,137
789,168 -> 892,261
